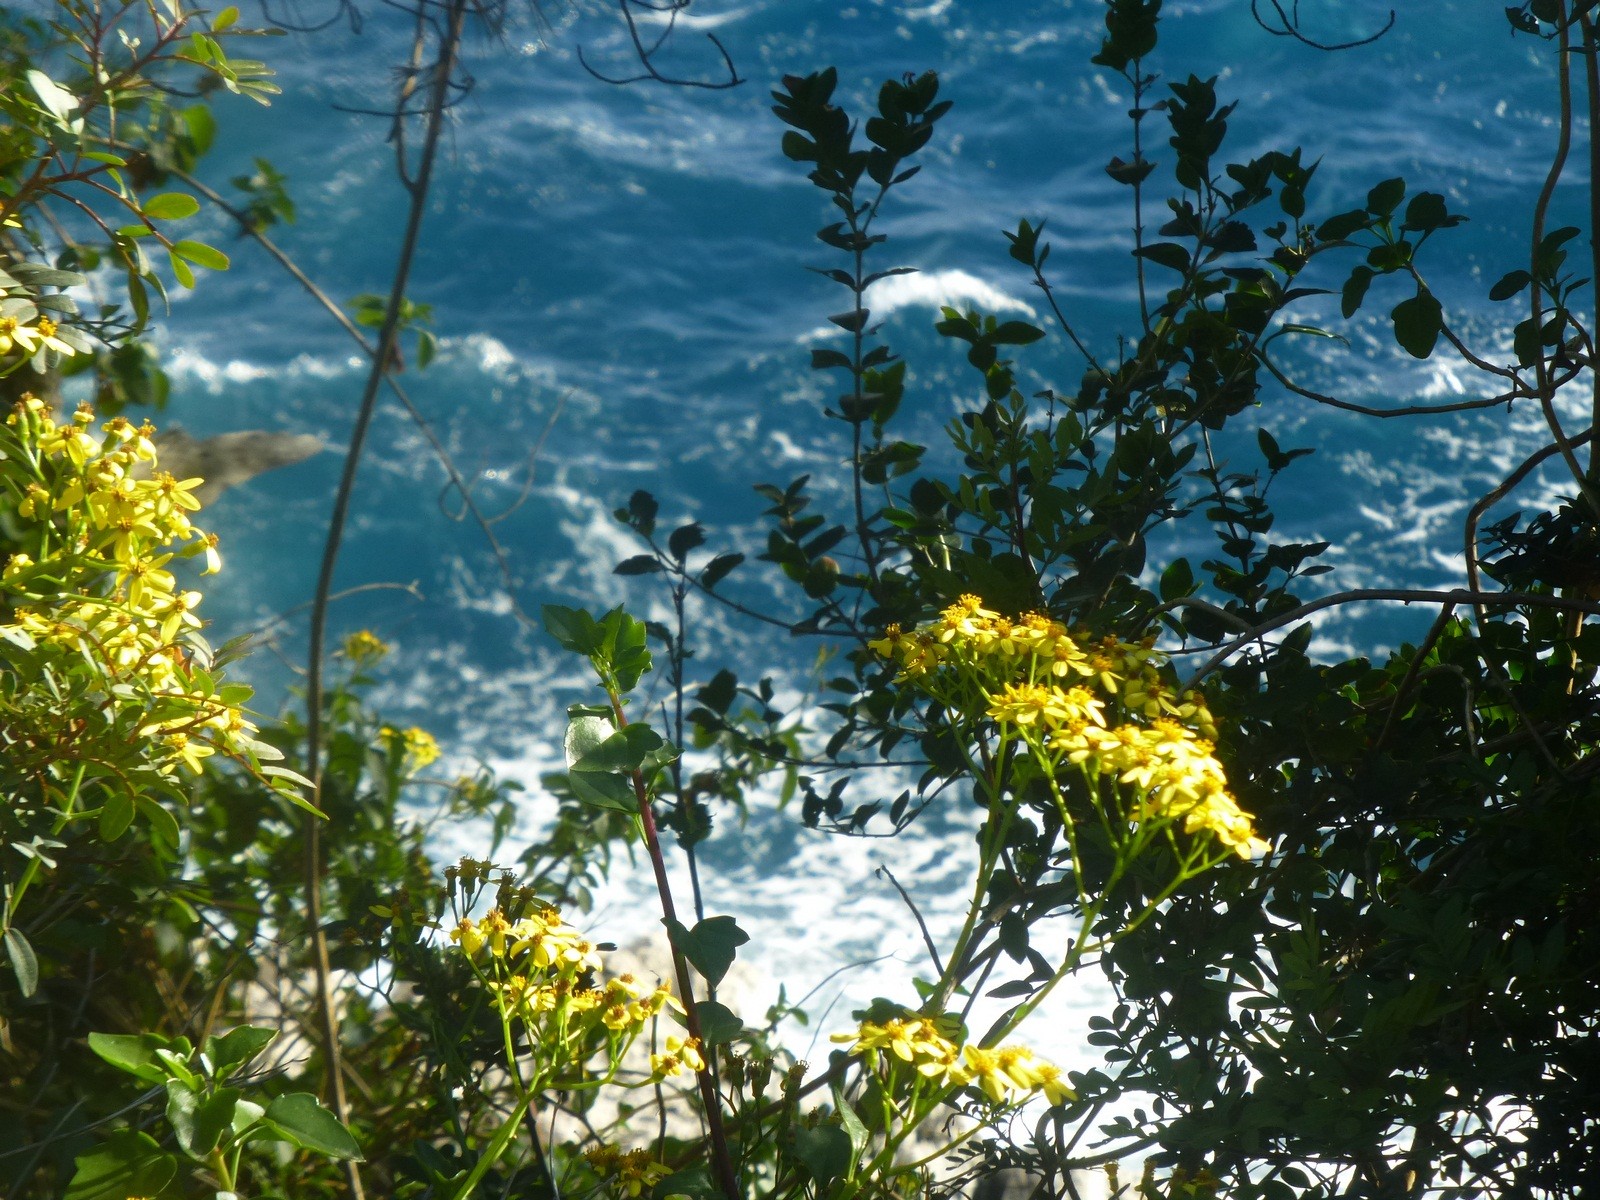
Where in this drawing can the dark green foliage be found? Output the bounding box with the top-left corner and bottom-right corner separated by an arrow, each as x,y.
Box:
609,7 -> 1600,1198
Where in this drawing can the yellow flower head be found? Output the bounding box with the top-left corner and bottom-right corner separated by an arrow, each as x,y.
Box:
343,629 -> 391,663
383,724 -> 441,769
650,1034 -> 706,1082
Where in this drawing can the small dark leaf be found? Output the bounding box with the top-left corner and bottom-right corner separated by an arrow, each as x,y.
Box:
1317,209 -> 1370,241
1135,242 -> 1191,273
700,552 -> 744,588
1341,266 -> 1374,318
1489,269 -> 1532,302
694,1000 -> 742,1046
1392,290 -> 1443,359
1105,155 -> 1156,186
668,523 -> 706,562
793,1125 -> 854,1186
614,555 -> 661,576
665,915 -> 750,987
1401,191 -> 1453,233
1366,176 -> 1406,216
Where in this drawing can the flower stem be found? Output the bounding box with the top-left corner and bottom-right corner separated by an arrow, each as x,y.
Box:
606,691 -> 742,1200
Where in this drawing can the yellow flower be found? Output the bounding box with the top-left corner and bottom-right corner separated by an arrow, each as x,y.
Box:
151,472 -> 204,518
955,1045 -> 1017,1104
586,1147 -> 670,1199
612,1149 -> 670,1199
32,317 -> 75,356
343,629 -> 391,662
1032,1060 -> 1076,1106
449,917 -> 486,956
650,1035 -> 706,1081
122,553 -> 176,610
935,592 -> 999,643
40,418 -> 97,466
383,724 -> 440,768
163,732 -> 216,775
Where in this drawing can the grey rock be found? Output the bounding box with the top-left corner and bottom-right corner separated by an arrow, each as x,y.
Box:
150,426 -> 324,505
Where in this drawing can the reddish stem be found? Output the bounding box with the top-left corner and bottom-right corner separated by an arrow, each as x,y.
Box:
609,695 -> 742,1200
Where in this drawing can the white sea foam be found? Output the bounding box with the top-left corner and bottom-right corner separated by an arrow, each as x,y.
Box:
799,268 -> 1038,342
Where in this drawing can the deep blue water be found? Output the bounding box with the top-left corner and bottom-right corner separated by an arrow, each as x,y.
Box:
137,0 -> 1590,1042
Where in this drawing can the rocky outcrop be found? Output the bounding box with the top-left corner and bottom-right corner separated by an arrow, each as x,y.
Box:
149,426 -> 324,505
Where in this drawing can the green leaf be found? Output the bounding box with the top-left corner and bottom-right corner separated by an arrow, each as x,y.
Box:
1392,290 -> 1443,358
142,192 -> 202,220
600,606 -> 652,692
811,348 -> 852,371
831,1068 -> 871,1152
566,770 -> 639,813
1134,242 -> 1191,272
206,1025 -> 277,1075
1159,557 -> 1195,602
183,104 -> 217,155
1489,269 -> 1531,302
565,714 -> 615,769
1366,176 -> 1405,216
262,1093 -> 363,1160
260,764 -> 313,789
1401,191 -> 1453,233
173,240 -> 230,271
27,69 -> 79,123
98,791 -> 135,840
167,1080 -> 240,1159
88,1031 -> 173,1083
573,724 -> 671,775
1317,208 -> 1370,241
4,928 -> 38,998
416,329 -> 436,369
668,523 -> 706,561
694,1000 -> 742,1046
664,915 -> 749,988
614,554 -> 662,576
1341,266 -> 1374,319
793,1125 -> 853,1186
64,1131 -> 176,1200
651,1166 -> 718,1200
542,604 -> 604,656
168,249 -> 195,289
990,320 -> 1045,345
213,4 -> 240,29
700,552 -> 744,588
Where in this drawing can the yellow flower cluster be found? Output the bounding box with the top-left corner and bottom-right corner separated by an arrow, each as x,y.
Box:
583,1145 -> 671,1199
342,629 -> 390,663
0,314 -> 78,361
382,724 -> 440,769
831,1015 -> 1075,1108
1,396 -> 264,785
871,595 -> 1268,859
450,905 -> 689,1085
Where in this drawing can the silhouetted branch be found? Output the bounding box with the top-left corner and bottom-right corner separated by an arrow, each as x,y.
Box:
1251,0 -> 1395,51
578,0 -> 741,90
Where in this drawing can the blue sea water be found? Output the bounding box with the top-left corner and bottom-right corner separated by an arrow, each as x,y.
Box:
141,0 -> 1589,1050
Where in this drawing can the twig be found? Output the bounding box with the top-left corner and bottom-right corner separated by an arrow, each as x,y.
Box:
171,167 -> 551,630
577,0 -> 742,90
301,5 -> 472,1197
875,864 -> 945,978
1250,0 -> 1395,50
1188,586 -> 1600,682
